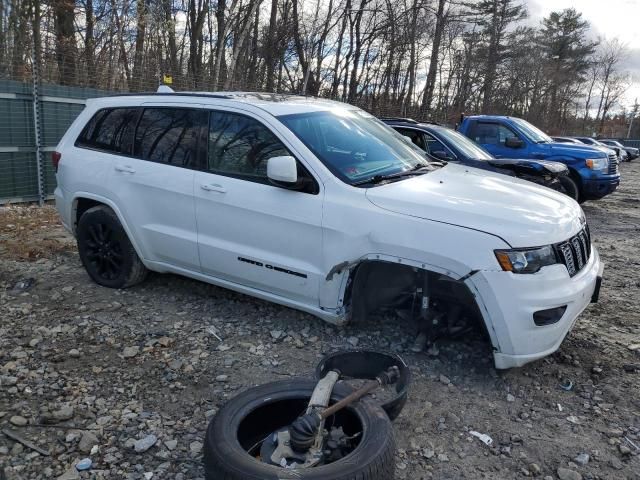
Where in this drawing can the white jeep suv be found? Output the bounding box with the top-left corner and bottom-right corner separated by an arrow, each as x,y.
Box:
54,91 -> 603,368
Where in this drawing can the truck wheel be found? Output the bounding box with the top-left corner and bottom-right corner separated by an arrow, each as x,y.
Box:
77,205 -> 148,288
559,176 -> 581,202
203,379 -> 395,480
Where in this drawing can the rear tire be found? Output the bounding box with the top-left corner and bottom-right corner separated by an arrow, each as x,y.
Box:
77,205 -> 147,288
203,379 -> 395,480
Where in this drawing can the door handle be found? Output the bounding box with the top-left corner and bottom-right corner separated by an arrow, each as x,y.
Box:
115,164 -> 136,174
200,183 -> 226,193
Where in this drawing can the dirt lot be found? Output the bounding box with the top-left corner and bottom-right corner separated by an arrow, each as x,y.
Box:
1,163 -> 639,480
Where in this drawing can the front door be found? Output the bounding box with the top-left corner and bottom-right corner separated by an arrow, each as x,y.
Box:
194,108 -> 324,305
466,121 -> 522,159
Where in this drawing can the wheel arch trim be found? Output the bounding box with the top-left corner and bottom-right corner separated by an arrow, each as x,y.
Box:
71,192 -> 148,263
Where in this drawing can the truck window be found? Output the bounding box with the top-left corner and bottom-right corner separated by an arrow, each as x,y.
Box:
469,122 -> 517,146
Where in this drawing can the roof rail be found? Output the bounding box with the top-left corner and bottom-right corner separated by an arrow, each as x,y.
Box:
380,117 -> 418,124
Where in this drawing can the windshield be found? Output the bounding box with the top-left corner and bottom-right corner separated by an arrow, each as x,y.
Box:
278,109 -> 431,185
510,118 -> 553,143
435,127 -> 494,160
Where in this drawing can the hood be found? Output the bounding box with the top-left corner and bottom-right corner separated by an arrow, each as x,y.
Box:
546,142 -> 609,158
486,158 -> 568,175
366,163 -> 584,247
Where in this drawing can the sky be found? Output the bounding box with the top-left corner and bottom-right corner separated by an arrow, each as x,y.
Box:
525,0 -> 640,112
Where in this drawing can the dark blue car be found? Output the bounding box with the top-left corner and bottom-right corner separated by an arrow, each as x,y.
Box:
382,118 -> 576,199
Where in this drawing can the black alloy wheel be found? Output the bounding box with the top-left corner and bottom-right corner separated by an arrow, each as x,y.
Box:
77,205 -> 148,288
85,222 -> 124,280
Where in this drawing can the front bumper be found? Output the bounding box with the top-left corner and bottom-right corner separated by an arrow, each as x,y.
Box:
582,176 -> 619,200
467,246 -> 602,369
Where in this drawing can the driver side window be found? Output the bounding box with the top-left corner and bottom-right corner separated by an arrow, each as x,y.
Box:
422,133 -> 448,155
395,128 -> 426,151
207,111 -> 290,183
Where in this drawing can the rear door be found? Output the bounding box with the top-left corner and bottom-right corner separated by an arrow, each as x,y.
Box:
193,108 -> 324,304
107,104 -> 208,271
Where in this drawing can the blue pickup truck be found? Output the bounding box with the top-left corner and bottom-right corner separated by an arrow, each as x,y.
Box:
458,115 -> 620,202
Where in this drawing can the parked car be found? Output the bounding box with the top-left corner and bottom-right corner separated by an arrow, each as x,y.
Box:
600,139 -> 638,161
54,90 -> 603,369
382,117 -> 576,199
572,136 -> 625,161
457,115 -> 620,203
551,136 -> 582,145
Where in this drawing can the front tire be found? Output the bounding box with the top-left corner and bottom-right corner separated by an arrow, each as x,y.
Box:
203,379 -> 395,480
559,176 -> 580,202
77,205 -> 147,288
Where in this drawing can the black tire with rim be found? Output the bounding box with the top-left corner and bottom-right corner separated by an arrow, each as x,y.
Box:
77,205 -> 147,288
559,175 -> 581,202
203,379 -> 395,480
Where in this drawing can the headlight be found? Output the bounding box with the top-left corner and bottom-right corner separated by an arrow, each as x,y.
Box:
586,157 -> 608,171
494,245 -> 557,274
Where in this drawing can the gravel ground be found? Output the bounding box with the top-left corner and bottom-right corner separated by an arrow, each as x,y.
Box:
1,162 -> 639,480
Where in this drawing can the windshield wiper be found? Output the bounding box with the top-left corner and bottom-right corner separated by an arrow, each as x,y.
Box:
352,164 -> 431,186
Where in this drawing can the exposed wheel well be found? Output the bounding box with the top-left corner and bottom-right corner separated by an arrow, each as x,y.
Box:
344,260 -> 490,342
74,198 -> 104,232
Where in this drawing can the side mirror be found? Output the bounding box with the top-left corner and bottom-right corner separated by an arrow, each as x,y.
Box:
267,155 -> 299,188
505,136 -> 524,148
431,150 -> 453,161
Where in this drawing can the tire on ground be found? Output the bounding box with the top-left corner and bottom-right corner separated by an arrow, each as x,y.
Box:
76,205 -> 147,288
559,175 -> 580,202
203,379 -> 395,480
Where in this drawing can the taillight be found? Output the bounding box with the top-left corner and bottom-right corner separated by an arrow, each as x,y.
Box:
52,151 -> 62,172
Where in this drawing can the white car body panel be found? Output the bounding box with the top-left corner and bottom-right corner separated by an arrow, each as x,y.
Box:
54,92 -> 603,369
365,163 -> 582,247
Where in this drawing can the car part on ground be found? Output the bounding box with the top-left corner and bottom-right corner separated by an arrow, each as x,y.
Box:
203,378 -> 396,480
314,350 -> 411,421
285,366 -> 399,457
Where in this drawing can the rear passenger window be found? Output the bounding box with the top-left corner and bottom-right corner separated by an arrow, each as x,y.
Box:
207,111 -> 290,182
76,108 -> 139,154
134,108 -> 207,168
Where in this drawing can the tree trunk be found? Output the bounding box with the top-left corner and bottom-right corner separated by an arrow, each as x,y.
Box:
421,0 -> 446,115
53,0 -> 77,85
85,0 -> 95,86
330,0 -> 350,98
347,0 -> 368,103
132,0 -> 146,88
264,0 -> 278,91
481,0 -> 500,113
